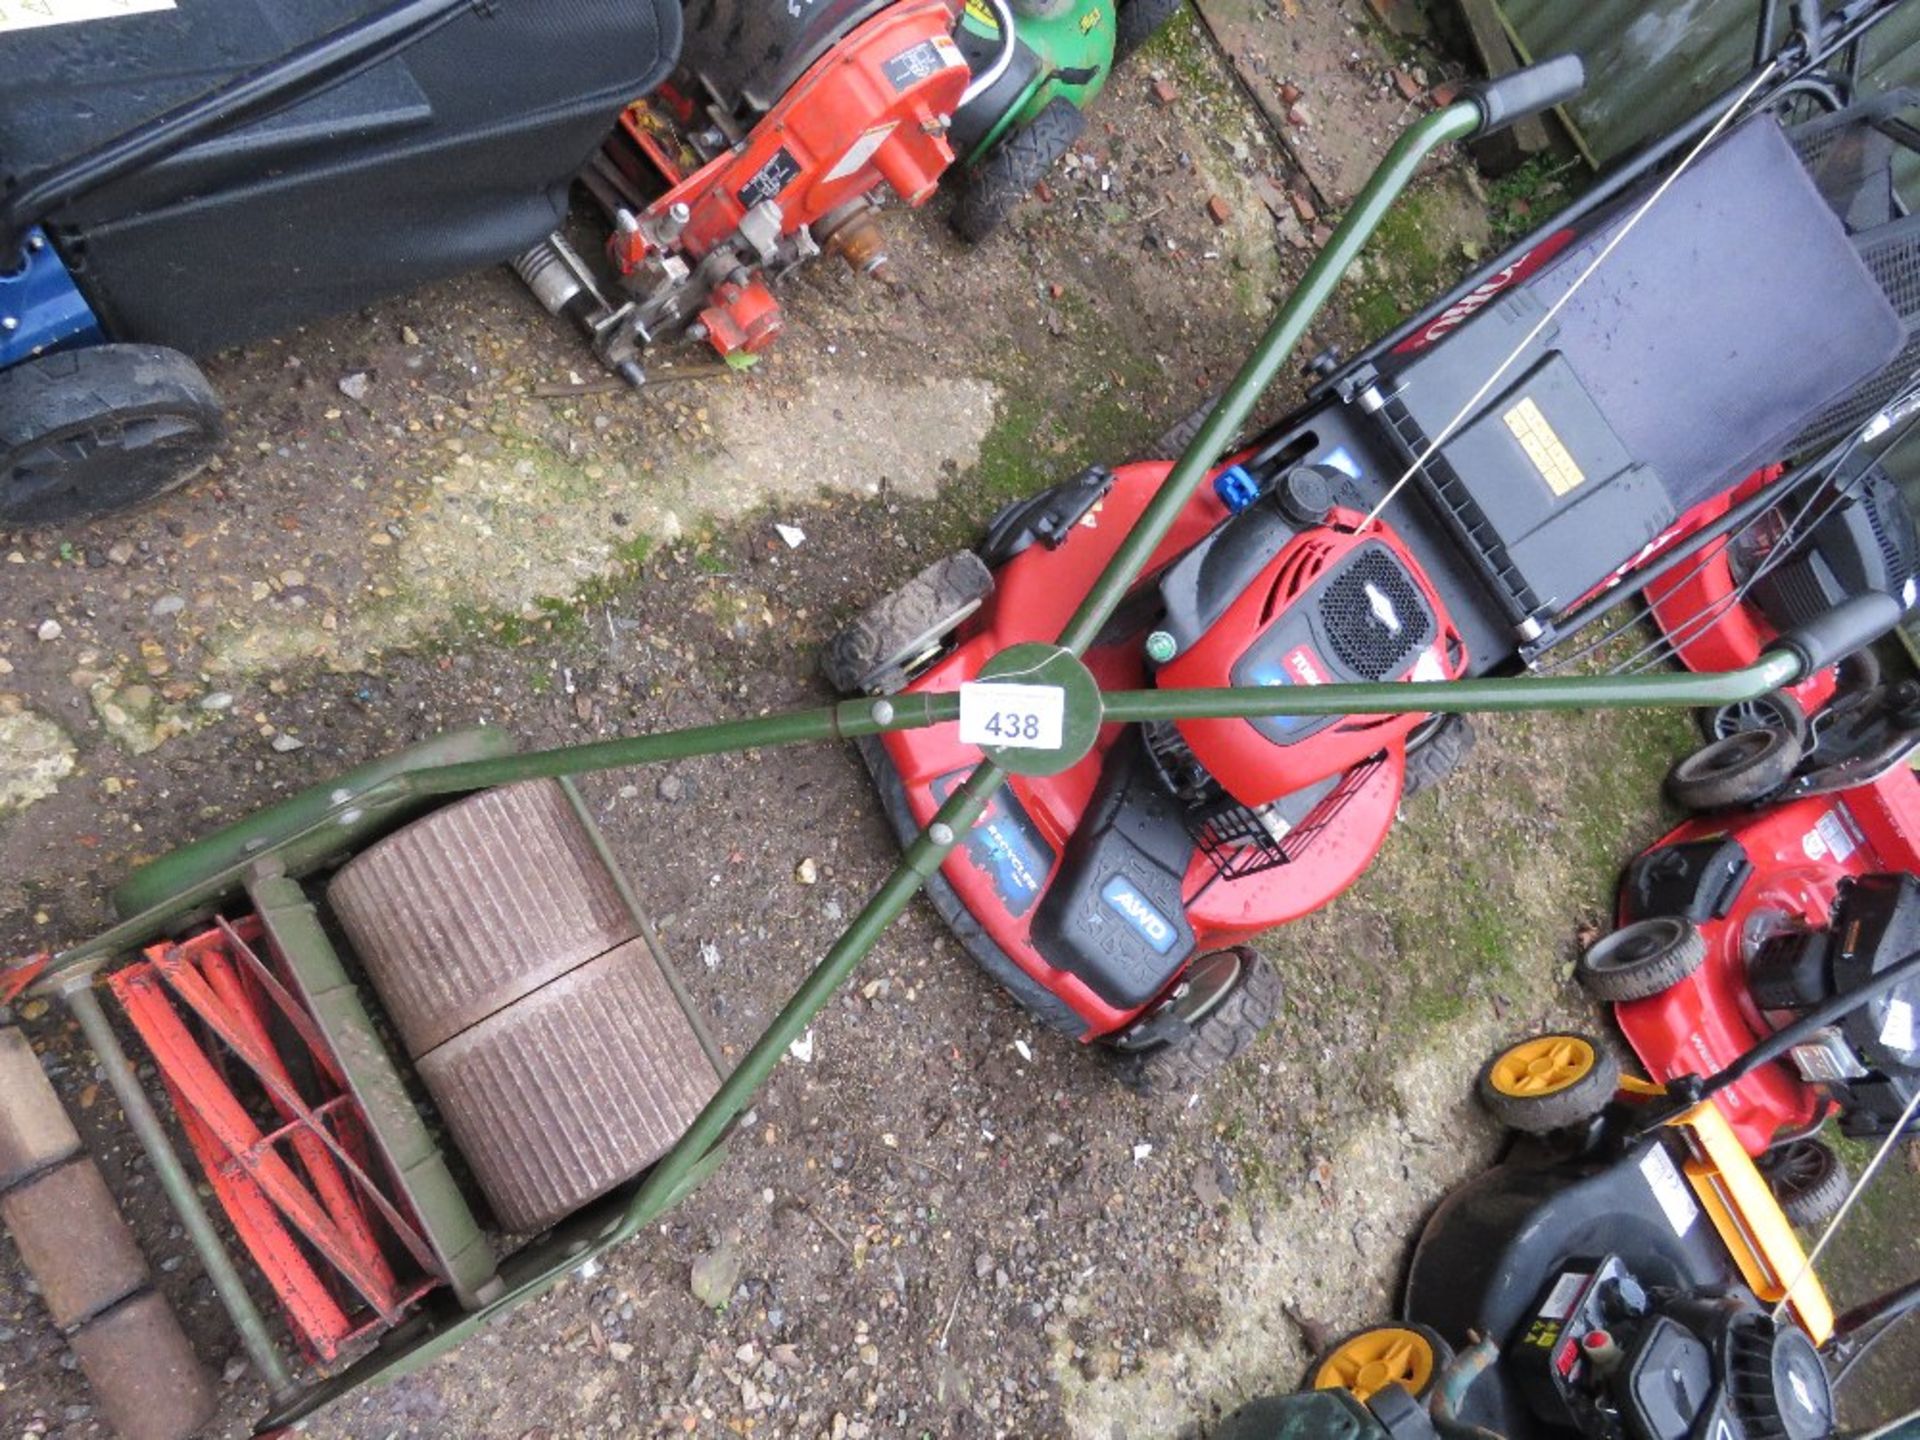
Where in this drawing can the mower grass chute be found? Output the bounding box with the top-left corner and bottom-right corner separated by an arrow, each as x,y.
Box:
0,0 -> 679,528
1,48 -> 1912,1438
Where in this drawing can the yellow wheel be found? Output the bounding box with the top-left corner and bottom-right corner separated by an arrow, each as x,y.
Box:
1476,1032 -> 1619,1133
1308,1324 -> 1450,1404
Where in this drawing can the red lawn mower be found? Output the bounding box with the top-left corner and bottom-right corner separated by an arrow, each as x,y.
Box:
825,1 -> 1920,1091
1575,753 -> 1920,1228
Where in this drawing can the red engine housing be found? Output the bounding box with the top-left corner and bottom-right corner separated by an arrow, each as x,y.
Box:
1614,762 -> 1920,1154
608,0 -> 968,357
881,466 -> 1430,1040
1158,508 -> 1468,807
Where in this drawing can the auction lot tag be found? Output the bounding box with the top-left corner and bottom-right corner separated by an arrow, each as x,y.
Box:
959,682 -> 1064,750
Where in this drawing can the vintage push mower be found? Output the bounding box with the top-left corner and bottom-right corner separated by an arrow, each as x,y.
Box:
1212,1022 -> 1920,1440
826,0 -> 1920,1088
1572,757 -> 1920,1227
518,0 -> 1169,376
0,0 -> 680,529
2,62 -> 1907,1435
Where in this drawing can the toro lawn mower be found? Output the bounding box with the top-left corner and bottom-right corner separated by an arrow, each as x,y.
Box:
1,64 -> 1905,1437
825,0 -> 1920,1090
0,0 -> 679,530
1571,757 -> 1920,1230
516,0 -> 1174,378
1213,1025 -> 1920,1440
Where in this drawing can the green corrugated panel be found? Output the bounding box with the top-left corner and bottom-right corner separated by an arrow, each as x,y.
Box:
1498,0 -> 1920,178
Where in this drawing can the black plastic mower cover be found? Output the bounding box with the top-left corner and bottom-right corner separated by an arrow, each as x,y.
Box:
0,0 -> 681,355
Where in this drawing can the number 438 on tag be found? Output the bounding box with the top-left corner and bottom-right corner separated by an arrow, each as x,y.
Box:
958,681 -> 1065,750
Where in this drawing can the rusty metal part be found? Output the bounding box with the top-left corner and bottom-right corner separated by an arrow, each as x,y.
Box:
70,1291 -> 218,1440
328,780 -> 638,1056
0,1026 -> 81,1191
814,201 -> 893,282
0,1158 -> 148,1327
417,936 -> 721,1232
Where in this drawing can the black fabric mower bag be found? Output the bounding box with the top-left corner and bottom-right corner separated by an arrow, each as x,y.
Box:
0,0 -> 680,355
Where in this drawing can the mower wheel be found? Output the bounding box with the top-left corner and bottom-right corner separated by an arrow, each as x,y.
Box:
1575,916 -> 1707,1003
1762,1137 -> 1850,1230
822,551 -> 993,695
1400,714 -> 1476,803
1699,689 -> 1808,747
1143,389 -> 1223,463
950,97 -> 1087,244
1112,947 -> 1279,1094
0,344 -> 225,528
1307,1324 -> 1452,1404
1665,726 -> 1802,812
1476,1032 -> 1619,1134
1113,0 -> 1185,64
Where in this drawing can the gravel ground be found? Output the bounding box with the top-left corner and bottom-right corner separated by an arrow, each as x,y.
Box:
1,3 -> 1915,1438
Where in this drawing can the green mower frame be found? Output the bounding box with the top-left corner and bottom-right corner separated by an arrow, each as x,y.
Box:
7,69 -> 1903,1432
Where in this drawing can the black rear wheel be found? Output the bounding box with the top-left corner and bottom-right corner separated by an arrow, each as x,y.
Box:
1401,713 -> 1476,803
1111,947 -> 1280,1094
950,97 -> 1087,243
1575,916 -> 1707,1002
1113,0 -> 1184,64
1698,689 -> 1808,747
0,344 -> 224,528
1665,726 -> 1802,811
822,551 -> 993,695
1761,1137 -> 1849,1230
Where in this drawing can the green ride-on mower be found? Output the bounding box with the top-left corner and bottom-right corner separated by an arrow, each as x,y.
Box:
0,58 -> 1910,1439
944,0 -> 1174,240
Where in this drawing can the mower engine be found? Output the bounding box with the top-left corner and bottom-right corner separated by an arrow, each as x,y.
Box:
1152,470 -> 1469,808
1749,871 -> 1920,1137
1510,1254 -> 1834,1440
520,0 -> 994,377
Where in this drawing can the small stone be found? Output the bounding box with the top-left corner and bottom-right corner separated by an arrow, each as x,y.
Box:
1151,78 -> 1179,107
338,371 -> 372,401
221,1355 -> 249,1385
270,733 -> 305,753
657,773 -> 686,803
1278,81 -> 1302,105
150,595 -> 185,617
1287,103 -> 1310,128
773,523 -> 805,549
1431,80 -> 1461,106
401,325 -> 422,346
106,541 -> 135,566
1032,178 -> 1054,204
1205,195 -> 1232,226
1390,67 -> 1423,103
1289,187 -> 1317,224
199,692 -> 234,713
795,857 -> 819,885
35,619 -> 61,642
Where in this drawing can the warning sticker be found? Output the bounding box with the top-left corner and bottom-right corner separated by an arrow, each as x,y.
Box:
883,39 -> 959,92
1639,1143 -> 1699,1237
0,0 -> 173,31
824,123 -> 898,183
963,0 -> 1001,29
736,147 -> 801,209
1537,1270 -> 1590,1322
1504,396 -> 1587,497
1812,807 -> 1860,864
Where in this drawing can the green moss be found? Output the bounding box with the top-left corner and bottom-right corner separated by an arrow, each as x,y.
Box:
1342,188 -> 1463,339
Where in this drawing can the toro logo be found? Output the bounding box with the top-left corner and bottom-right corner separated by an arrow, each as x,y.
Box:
1283,644 -> 1330,685
1391,229 -> 1576,356
1100,876 -> 1177,954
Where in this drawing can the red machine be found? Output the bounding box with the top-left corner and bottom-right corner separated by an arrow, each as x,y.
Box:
1582,761 -> 1920,1220
516,0 -> 1001,378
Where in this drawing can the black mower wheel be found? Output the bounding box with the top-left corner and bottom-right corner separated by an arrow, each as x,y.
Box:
1401,713 -> 1476,803
1306,1323 -> 1452,1404
1114,0 -> 1185,65
1698,689 -> 1809,747
1144,388 -> 1225,463
822,551 -> 993,695
1762,1137 -> 1850,1230
0,344 -> 225,529
1111,947 -> 1280,1095
1475,1032 -> 1619,1134
950,97 -> 1087,244
1575,915 -> 1707,1003
1665,726 -> 1802,812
